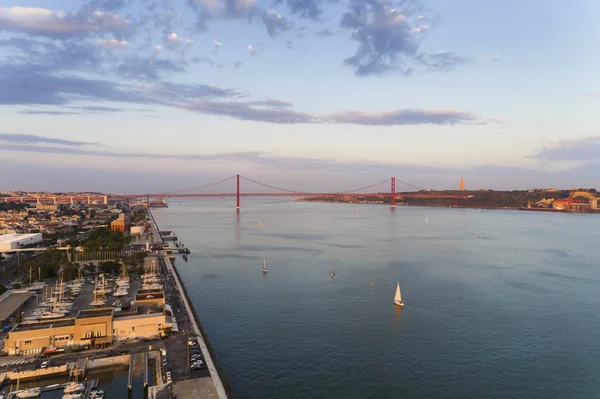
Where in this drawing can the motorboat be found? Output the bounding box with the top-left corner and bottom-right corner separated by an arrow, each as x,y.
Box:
63,382 -> 85,394
15,388 -> 41,398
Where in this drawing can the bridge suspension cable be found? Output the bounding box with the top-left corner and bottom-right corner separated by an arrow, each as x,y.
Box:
240,175 -> 394,195
239,175 -> 305,194
394,178 -> 424,191
337,178 -> 392,194
160,175 -> 237,195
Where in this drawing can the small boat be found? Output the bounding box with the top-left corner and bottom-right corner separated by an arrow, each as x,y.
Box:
258,221 -> 262,227
62,394 -> 83,399
262,256 -> 268,274
330,264 -> 335,278
425,217 -> 428,225
90,390 -> 105,398
394,282 -> 404,307
63,382 -> 85,394
16,388 -> 41,398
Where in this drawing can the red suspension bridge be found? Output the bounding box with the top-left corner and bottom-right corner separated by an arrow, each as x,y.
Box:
111,175 -> 471,209
3,175 -> 471,208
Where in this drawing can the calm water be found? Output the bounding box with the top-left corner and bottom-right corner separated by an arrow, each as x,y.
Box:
153,199 -> 600,399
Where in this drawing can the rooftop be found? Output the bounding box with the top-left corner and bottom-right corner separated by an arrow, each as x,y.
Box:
114,305 -> 163,318
136,293 -> 164,300
0,233 -> 41,243
12,319 -> 75,332
0,290 -> 34,322
76,308 -> 113,319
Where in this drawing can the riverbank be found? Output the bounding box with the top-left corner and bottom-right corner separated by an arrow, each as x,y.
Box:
298,199 -> 600,213
147,209 -> 231,399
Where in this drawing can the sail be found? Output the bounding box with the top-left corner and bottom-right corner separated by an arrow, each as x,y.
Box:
395,283 -> 402,302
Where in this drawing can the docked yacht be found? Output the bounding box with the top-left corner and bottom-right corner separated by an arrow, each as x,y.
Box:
63,382 -> 85,394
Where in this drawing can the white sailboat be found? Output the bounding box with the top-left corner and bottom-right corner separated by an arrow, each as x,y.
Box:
330,264 -> 335,278
262,256 -> 268,273
425,217 -> 428,225
394,282 -> 404,307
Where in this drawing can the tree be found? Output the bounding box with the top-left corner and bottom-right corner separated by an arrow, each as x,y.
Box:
101,261 -> 121,275
62,263 -> 80,281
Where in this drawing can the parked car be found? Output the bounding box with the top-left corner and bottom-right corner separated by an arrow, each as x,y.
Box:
191,360 -> 204,370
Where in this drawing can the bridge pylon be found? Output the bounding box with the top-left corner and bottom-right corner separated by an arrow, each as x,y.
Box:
391,177 -> 396,208
236,174 -> 240,210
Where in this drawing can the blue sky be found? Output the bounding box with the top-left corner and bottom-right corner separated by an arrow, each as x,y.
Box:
0,0 -> 599,193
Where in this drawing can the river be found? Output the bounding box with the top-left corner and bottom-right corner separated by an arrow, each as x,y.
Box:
152,198 -> 600,398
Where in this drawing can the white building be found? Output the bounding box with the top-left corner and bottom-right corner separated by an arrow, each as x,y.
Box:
0,234 -> 43,252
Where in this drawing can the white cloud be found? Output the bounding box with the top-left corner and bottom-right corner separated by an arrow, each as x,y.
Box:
0,6 -> 131,38
210,41 -> 222,54
95,38 -> 128,48
154,45 -> 162,51
0,7 -> 62,19
411,25 -> 430,34
163,32 -> 193,49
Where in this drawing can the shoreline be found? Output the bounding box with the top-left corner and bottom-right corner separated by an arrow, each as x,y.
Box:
297,199 -> 599,214
147,209 -> 232,399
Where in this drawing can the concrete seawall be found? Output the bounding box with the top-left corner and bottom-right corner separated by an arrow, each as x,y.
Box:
86,354 -> 130,369
0,365 -> 68,381
148,210 -> 230,399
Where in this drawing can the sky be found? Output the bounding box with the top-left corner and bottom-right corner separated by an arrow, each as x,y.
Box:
0,0 -> 599,193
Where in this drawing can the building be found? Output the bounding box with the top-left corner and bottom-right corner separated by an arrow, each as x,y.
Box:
0,290 -> 34,327
110,213 -> 130,232
4,306 -> 172,355
459,177 -> 465,191
113,305 -> 173,341
0,233 -> 42,251
130,225 -> 144,235
552,199 -> 571,210
35,203 -> 58,211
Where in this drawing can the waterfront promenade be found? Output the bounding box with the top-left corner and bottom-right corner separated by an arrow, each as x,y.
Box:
148,210 -> 229,399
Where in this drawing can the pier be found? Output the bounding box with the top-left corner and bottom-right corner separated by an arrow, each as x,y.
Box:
127,354 -> 134,391
147,210 -> 229,399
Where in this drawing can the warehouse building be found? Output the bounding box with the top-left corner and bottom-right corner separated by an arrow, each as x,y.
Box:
0,290 -> 34,327
0,233 -> 43,252
4,305 -> 173,355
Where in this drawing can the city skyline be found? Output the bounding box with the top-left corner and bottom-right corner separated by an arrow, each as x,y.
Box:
0,0 -> 599,192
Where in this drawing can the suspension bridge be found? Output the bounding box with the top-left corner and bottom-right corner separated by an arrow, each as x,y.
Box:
2,175 -> 471,208
109,175 -> 472,209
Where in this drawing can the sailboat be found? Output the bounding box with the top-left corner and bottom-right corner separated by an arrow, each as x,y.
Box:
394,282 -> 404,307
262,256 -> 268,273
258,221 -> 262,228
425,217 -> 428,225
330,264 -> 335,278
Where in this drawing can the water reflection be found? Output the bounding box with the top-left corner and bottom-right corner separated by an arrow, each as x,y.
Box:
394,304 -> 402,328
235,211 -> 241,246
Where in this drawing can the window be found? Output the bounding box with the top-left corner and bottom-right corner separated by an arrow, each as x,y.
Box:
132,327 -> 135,332
24,340 -> 32,345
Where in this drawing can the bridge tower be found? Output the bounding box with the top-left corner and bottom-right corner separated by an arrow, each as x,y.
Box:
236,174 -> 240,210
391,177 -> 396,208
